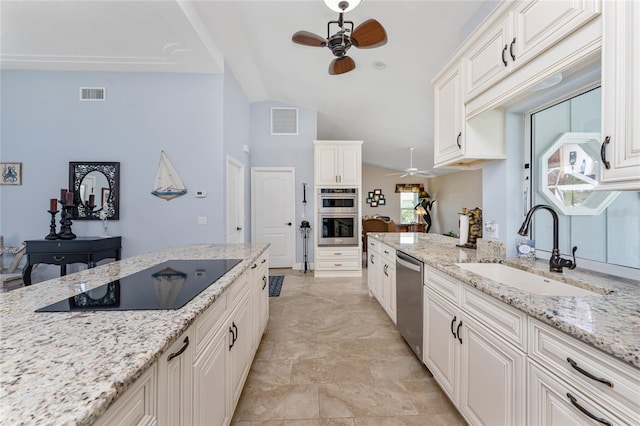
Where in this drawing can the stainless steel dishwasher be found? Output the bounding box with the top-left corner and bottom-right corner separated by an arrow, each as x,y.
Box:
396,251 -> 424,359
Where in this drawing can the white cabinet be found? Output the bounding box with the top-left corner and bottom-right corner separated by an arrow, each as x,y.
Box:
463,0 -> 601,101
433,62 -> 506,169
367,239 -> 381,300
314,140 -> 362,186
529,318 -> 640,425
315,246 -> 361,275
228,286 -> 253,409
158,330 -> 193,426
422,266 -> 526,426
251,252 -> 269,348
379,243 -> 396,323
94,365 -> 157,426
600,0 -> 640,190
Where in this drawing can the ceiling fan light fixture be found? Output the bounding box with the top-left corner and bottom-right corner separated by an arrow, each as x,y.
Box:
324,0 -> 362,13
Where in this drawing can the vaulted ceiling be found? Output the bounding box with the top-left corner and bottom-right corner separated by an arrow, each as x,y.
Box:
1,1 -> 494,174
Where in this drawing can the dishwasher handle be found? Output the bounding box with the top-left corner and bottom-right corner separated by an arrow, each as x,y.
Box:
396,252 -> 422,272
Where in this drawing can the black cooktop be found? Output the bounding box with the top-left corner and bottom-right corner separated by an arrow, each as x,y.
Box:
36,259 -> 242,312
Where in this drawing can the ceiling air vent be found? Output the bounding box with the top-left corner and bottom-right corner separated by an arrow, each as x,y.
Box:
271,107 -> 298,135
80,87 -> 106,101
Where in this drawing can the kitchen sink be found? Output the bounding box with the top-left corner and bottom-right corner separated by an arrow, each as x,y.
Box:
455,263 -> 601,296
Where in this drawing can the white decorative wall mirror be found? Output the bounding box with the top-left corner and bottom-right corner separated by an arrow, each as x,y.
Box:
539,132 -> 619,215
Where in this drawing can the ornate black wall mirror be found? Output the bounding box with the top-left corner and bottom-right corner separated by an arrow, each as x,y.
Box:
69,162 -> 120,220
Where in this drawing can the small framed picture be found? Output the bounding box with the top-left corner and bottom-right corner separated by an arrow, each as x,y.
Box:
1,162 -> 22,185
368,191 -> 374,199
379,194 -> 385,200
101,187 -> 110,206
379,198 -> 386,205
366,198 -> 372,204
371,201 -> 378,207
374,189 -> 382,195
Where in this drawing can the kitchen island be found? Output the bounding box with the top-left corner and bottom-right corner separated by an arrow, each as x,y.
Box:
0,243 -> 268,425
370,232 -> 639,367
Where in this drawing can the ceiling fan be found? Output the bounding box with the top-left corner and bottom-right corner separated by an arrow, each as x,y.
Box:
291,0 -> 387,75
386,148 -> 434,178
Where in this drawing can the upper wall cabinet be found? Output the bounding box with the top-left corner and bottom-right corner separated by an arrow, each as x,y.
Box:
599,0 -> 640,190
463,0 -> 601,102
314,140 -> 362,186
433,63 -> 505,169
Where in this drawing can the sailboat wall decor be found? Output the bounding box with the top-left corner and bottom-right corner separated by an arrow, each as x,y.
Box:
152,151 -> 187,201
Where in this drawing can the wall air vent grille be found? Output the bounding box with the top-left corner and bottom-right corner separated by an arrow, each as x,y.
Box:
271,107 -> 298,135
80,87 -> 106,101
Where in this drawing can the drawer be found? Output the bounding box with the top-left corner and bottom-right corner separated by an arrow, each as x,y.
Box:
379,243 -> 395,261
461,285 -> 527,351
316,260 -> 360,270
528,361 -> 626,426
194,294 -> 227,358
316,247 -> 359,259
226,272 -> 250,310
529,318 -> 640,420
425,266 -> 460,304
29,253 -> 90,265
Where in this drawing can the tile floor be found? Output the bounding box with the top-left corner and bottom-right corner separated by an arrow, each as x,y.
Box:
231,268 -> 466,425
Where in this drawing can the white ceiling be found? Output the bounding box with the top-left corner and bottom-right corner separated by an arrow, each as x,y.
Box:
1,0 -> 494,175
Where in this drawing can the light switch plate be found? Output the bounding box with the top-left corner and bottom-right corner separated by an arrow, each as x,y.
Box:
198,216 -> 207,225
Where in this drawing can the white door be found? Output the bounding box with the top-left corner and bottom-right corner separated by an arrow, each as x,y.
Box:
226,156 -> 244,243
251,168 -> 295,268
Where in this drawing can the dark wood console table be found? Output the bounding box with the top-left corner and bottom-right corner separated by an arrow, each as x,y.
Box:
395,223 -> 426,233
22,236 -> 121,286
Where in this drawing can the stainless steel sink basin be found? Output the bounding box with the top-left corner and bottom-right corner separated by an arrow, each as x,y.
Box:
455,263 -> 600,296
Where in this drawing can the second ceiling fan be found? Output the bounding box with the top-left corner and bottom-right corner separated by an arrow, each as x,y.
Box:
291,0 -> 387,75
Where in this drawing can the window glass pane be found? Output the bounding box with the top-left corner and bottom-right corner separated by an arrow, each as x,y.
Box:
400,193 -> 418,223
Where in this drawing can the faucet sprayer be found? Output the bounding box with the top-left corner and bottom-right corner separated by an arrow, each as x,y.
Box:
518,204 -> 577,273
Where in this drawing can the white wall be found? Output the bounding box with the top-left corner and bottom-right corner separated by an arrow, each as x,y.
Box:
429,169 -> 483,235
361,164 -> 430,222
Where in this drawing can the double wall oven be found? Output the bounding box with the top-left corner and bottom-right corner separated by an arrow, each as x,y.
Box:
317,188 -> 359,246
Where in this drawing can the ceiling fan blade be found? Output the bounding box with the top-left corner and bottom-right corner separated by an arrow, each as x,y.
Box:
329,56 -> 356,75
292,31 -> 327,47
351,19 -> 387,49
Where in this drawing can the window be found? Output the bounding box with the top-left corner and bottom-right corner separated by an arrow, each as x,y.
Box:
400,192 -> 419,223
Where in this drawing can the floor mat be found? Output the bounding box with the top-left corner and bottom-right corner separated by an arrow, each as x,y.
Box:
269,275 -> 284,297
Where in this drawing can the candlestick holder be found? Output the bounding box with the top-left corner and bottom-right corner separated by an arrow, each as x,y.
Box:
45,210 -> 60,240
59,205 -> 76,240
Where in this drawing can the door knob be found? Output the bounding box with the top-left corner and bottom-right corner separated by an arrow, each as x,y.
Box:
286,222 -> 292,226
236,227 -> 242,231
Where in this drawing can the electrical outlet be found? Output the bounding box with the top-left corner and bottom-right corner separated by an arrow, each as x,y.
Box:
484,221 -> 498,239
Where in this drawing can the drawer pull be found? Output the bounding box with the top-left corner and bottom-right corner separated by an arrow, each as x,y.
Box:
456,321 -> 463,344
261,258 -> 267,264
383,250 -> 389,254
251,264 -> 257,269
334,263 -> 343,267
566,393 -> 613,426
167,337 -> 190,362
53,256 -> 66,261
567,358 -> 614,388
450,316 -> 457,338
600,136 -> 611,169
334,252 -> 342,255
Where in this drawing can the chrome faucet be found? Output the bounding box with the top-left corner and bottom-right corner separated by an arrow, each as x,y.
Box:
518,204 -> 577,273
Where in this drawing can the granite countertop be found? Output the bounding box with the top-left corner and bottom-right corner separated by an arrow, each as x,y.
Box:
0,243 -> 268,426
370,233 -> 640,369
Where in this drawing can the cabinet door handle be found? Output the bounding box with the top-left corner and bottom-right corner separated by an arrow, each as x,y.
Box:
502,44 -> 508,66
167,337 -> 190,362
456,321 -> 463,344
456,132 -> 462,149
53,256 -> 66,261
261,258 -> 267,264
232,322 -> 238,344
566,393 -> 613,426
450,316 -> 457,338
509,37 -> 516,61
262,275 -> 267,290
370,254 -> 374,264
251,264 -> 258,269
383,264 -> 389,276
229,326 -> 235,350
566,358 -> 614,388
600,136 -> 611,169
